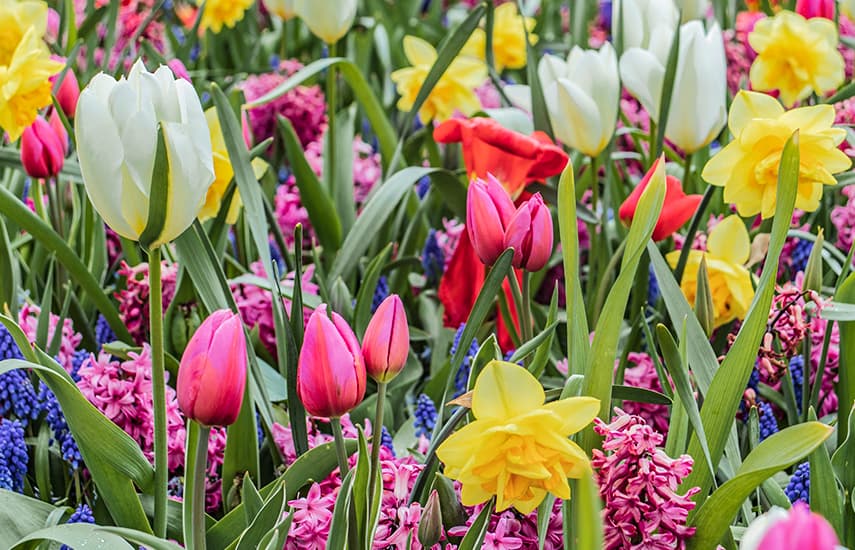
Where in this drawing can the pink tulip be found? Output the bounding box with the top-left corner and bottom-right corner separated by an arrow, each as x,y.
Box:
177,310 -> 247,426
467,174 -> 516,266
297,305 -> 366,418
795,0 -> 834,19
167,59 -> 192,83
362,295 -> 409,383
757,503 -> 839,550
20,114 -> 67,180
49,58 -> 79,118
502,193 -> 553,271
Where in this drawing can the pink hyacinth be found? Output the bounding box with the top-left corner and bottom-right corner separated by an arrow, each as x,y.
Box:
301,135 -> 383,204
275,175 -> 314,247
831,186 -> 855,252
18,303 -> 81,374
115,261 -> 179,345
241,62 -> 327,147
592,410 -> 700,549
620,352 -> 671,434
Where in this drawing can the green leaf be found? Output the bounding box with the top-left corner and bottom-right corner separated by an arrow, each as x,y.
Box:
612,384 -> 672,405
326,469 -> 355,550
836,271 -> 855,443
241,477 -> 264,525
235,481 -> 287,550
509,321 -> 559,366
557,161 -> 590,380
529,286 -> 559,378
278,116 -> 342,252
569,471 -> 604,550
457,498 -> 494,550
688,422 -> 833,549
12,524 -> 184,550
138,125 -> 170,249
0,217 -> 20,319
354,244 -> 394,338
654,23 -> 681,157
807,408 -> 843,536
0,490 -> 64,549
680,131 -> 800,505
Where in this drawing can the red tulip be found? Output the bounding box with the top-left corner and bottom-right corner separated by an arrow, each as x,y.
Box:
434,117 -> 568,198
467,175 -> 516,266
795,0 -> 834,19
177,309 -> 247,426
618,156 -> 702,241
362,295 -> 409,382
20,113 -> 67,180
503,193 -> 553,271
49,59 -> 79,119
297,305 -> 366,418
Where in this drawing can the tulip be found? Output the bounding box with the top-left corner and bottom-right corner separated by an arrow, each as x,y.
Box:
177,310 -> 247,426
297,305 -> 366,418
263,0 -> 296,19
418,490 -> 443,547
166,59 -> 191,83
49,60 -> 79,119
294,0 -> 356,44
75,59 -> 214,248
740,503 -> 839,550
620,21 -> 727,153
362,295 -> 409,383
503,193 -> 553,271
618,156 -> 702,241
467,175 -> 516,266
795,0 -> 834,18
611,0 -> 679,51
673,0 -> 709,21
20,113 -> 67,180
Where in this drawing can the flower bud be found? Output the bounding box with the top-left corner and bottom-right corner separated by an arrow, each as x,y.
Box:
502,193 -> 553,271
467,175 -> 516,266
362,295 -> 409,383
417,490 -> 443,548
50,62 -> 80,119
20,113 -> 67,180
294,0 -> 357,43
694,256 -> 715,338
297,305 -> 366,418
177,310 -> 247,426
802,229 -> 824,293
795,0 -> 834,19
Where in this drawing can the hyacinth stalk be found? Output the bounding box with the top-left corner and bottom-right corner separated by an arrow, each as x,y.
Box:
149,246 -> 168,537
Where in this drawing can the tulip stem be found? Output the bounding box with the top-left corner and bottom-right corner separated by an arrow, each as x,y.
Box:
520,271 -> 533,349
326,40 -> 337,201
683,152 -> 694,194
368,381 -> 387,507
183,422 -> 210,550
149,246 -> 168,538
673,184 -> 715,284
508,272 -> 532,346
331,416 -> 349,476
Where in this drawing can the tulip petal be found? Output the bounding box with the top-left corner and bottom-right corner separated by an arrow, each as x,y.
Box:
619,48 -> 664,121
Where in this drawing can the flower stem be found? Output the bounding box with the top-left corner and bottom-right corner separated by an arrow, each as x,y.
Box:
520,271 -> 533,348
683,152 -> 694,194
326,40 -> 337,198
368,381 -> 387,507
330,416 -> 349,477
673,184 -> 715,283
507,271 -> 529,344
149,246 -> 168,537
183,422 -> 210,550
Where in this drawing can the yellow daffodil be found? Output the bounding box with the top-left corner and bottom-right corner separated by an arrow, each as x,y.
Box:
462,3 -> 537,72
200,107 -> 268,224
200,0 -> 255,33
436,360 -> 599,514
748,10 -> 843,107
0,0 -> 62,141
702,91 -> 851,219
391,36 -> 487,123
666,215 -> 755,327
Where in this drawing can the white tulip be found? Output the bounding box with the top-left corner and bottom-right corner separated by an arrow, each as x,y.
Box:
263,0 -> 296,20
674,0 -> 710,21
612,0 -> 679,50
75,59 -> 214,248
294,0 -> 357,44
620,21 -> 726,153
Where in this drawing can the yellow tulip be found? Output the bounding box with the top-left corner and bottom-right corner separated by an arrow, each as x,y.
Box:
391,36 -> 487,123
666,215 -> 755,328
462,3 -> 537,72
436,361 -> 599,514
702,90 -> 851,219
748,10 -> 843,107
200,0 -> 255,34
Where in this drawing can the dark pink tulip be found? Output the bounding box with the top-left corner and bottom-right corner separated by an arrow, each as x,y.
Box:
502,193 -> 553,271
20,114 -> 67,180
795,0 -> 834,19
758,503 -> 838,550
466,174 -> 516,266
49,58 -> 79,118
297,305 -> 366,418
362,295 -> 409,383
177,310 -> 247,426
167,59 -> 192,83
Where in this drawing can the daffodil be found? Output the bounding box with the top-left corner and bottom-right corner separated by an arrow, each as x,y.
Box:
0,0 -> 62,141
436,361 -> 599,514
702,90 -> 851,218
199,108 -> 269,224
666,215 -> 755,327
391,36 -> 487,123
462,3 -> 537,72
748,10 -> 844,107
200,0 -> 255,33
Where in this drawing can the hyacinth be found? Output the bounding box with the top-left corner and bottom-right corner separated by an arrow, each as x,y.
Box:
372,276 -> 390,313
620,352 -> 670,434
232,262 -> 319,357
274,171 -> 313,247
790,356 -> 805,412
380,426 -> 395,455
769,281 -> 811,358
785,462 -> 810,504
59,503 -> 95,550
241,61 -> 327,147
18,303 -> 82,374
0,418 -> 28,492
757,401 -> 779,441
115,261 -> 179,345
831,186 -> 855,252
299,135 -> 383,204
38,384 -> 82,469
413,393 -> 438,438
449,499 -> 564,549
450,324 -> 480,396
422,230 -> 445,286
94,314 -> 117,349
0,326 -> 39,426
592,411 -> 700,549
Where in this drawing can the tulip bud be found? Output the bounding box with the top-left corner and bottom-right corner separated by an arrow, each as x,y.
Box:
294,0 -> 357,43
20,114 -> 67,179
694,256 -> 715,338
297,305 -> 366,418
177,310 -> 247,426
795,0 -> 834,19
167,59 -> 192,83
263,0 -> 296,19
803,229 -> 824,293
362,295 -> 409,383
467,175 -> 516,266
50,61 -> 80,119
417,490 -> 443,547
502,193 -> 553,271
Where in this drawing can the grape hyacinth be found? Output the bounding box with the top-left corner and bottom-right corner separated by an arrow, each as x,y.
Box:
372,276 -> 390,313
94,314 -> 117,349
785,462 -> 810,504
0,419 -> 28,492
38,384 -> 81,469
380,426 -> 395,456
790,356 -> 805,412
413,394 -> 438,439
757,401 -> 779,441
421,230 -> 445,286
60,504 -> 96,550
450,324 -> 480,397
